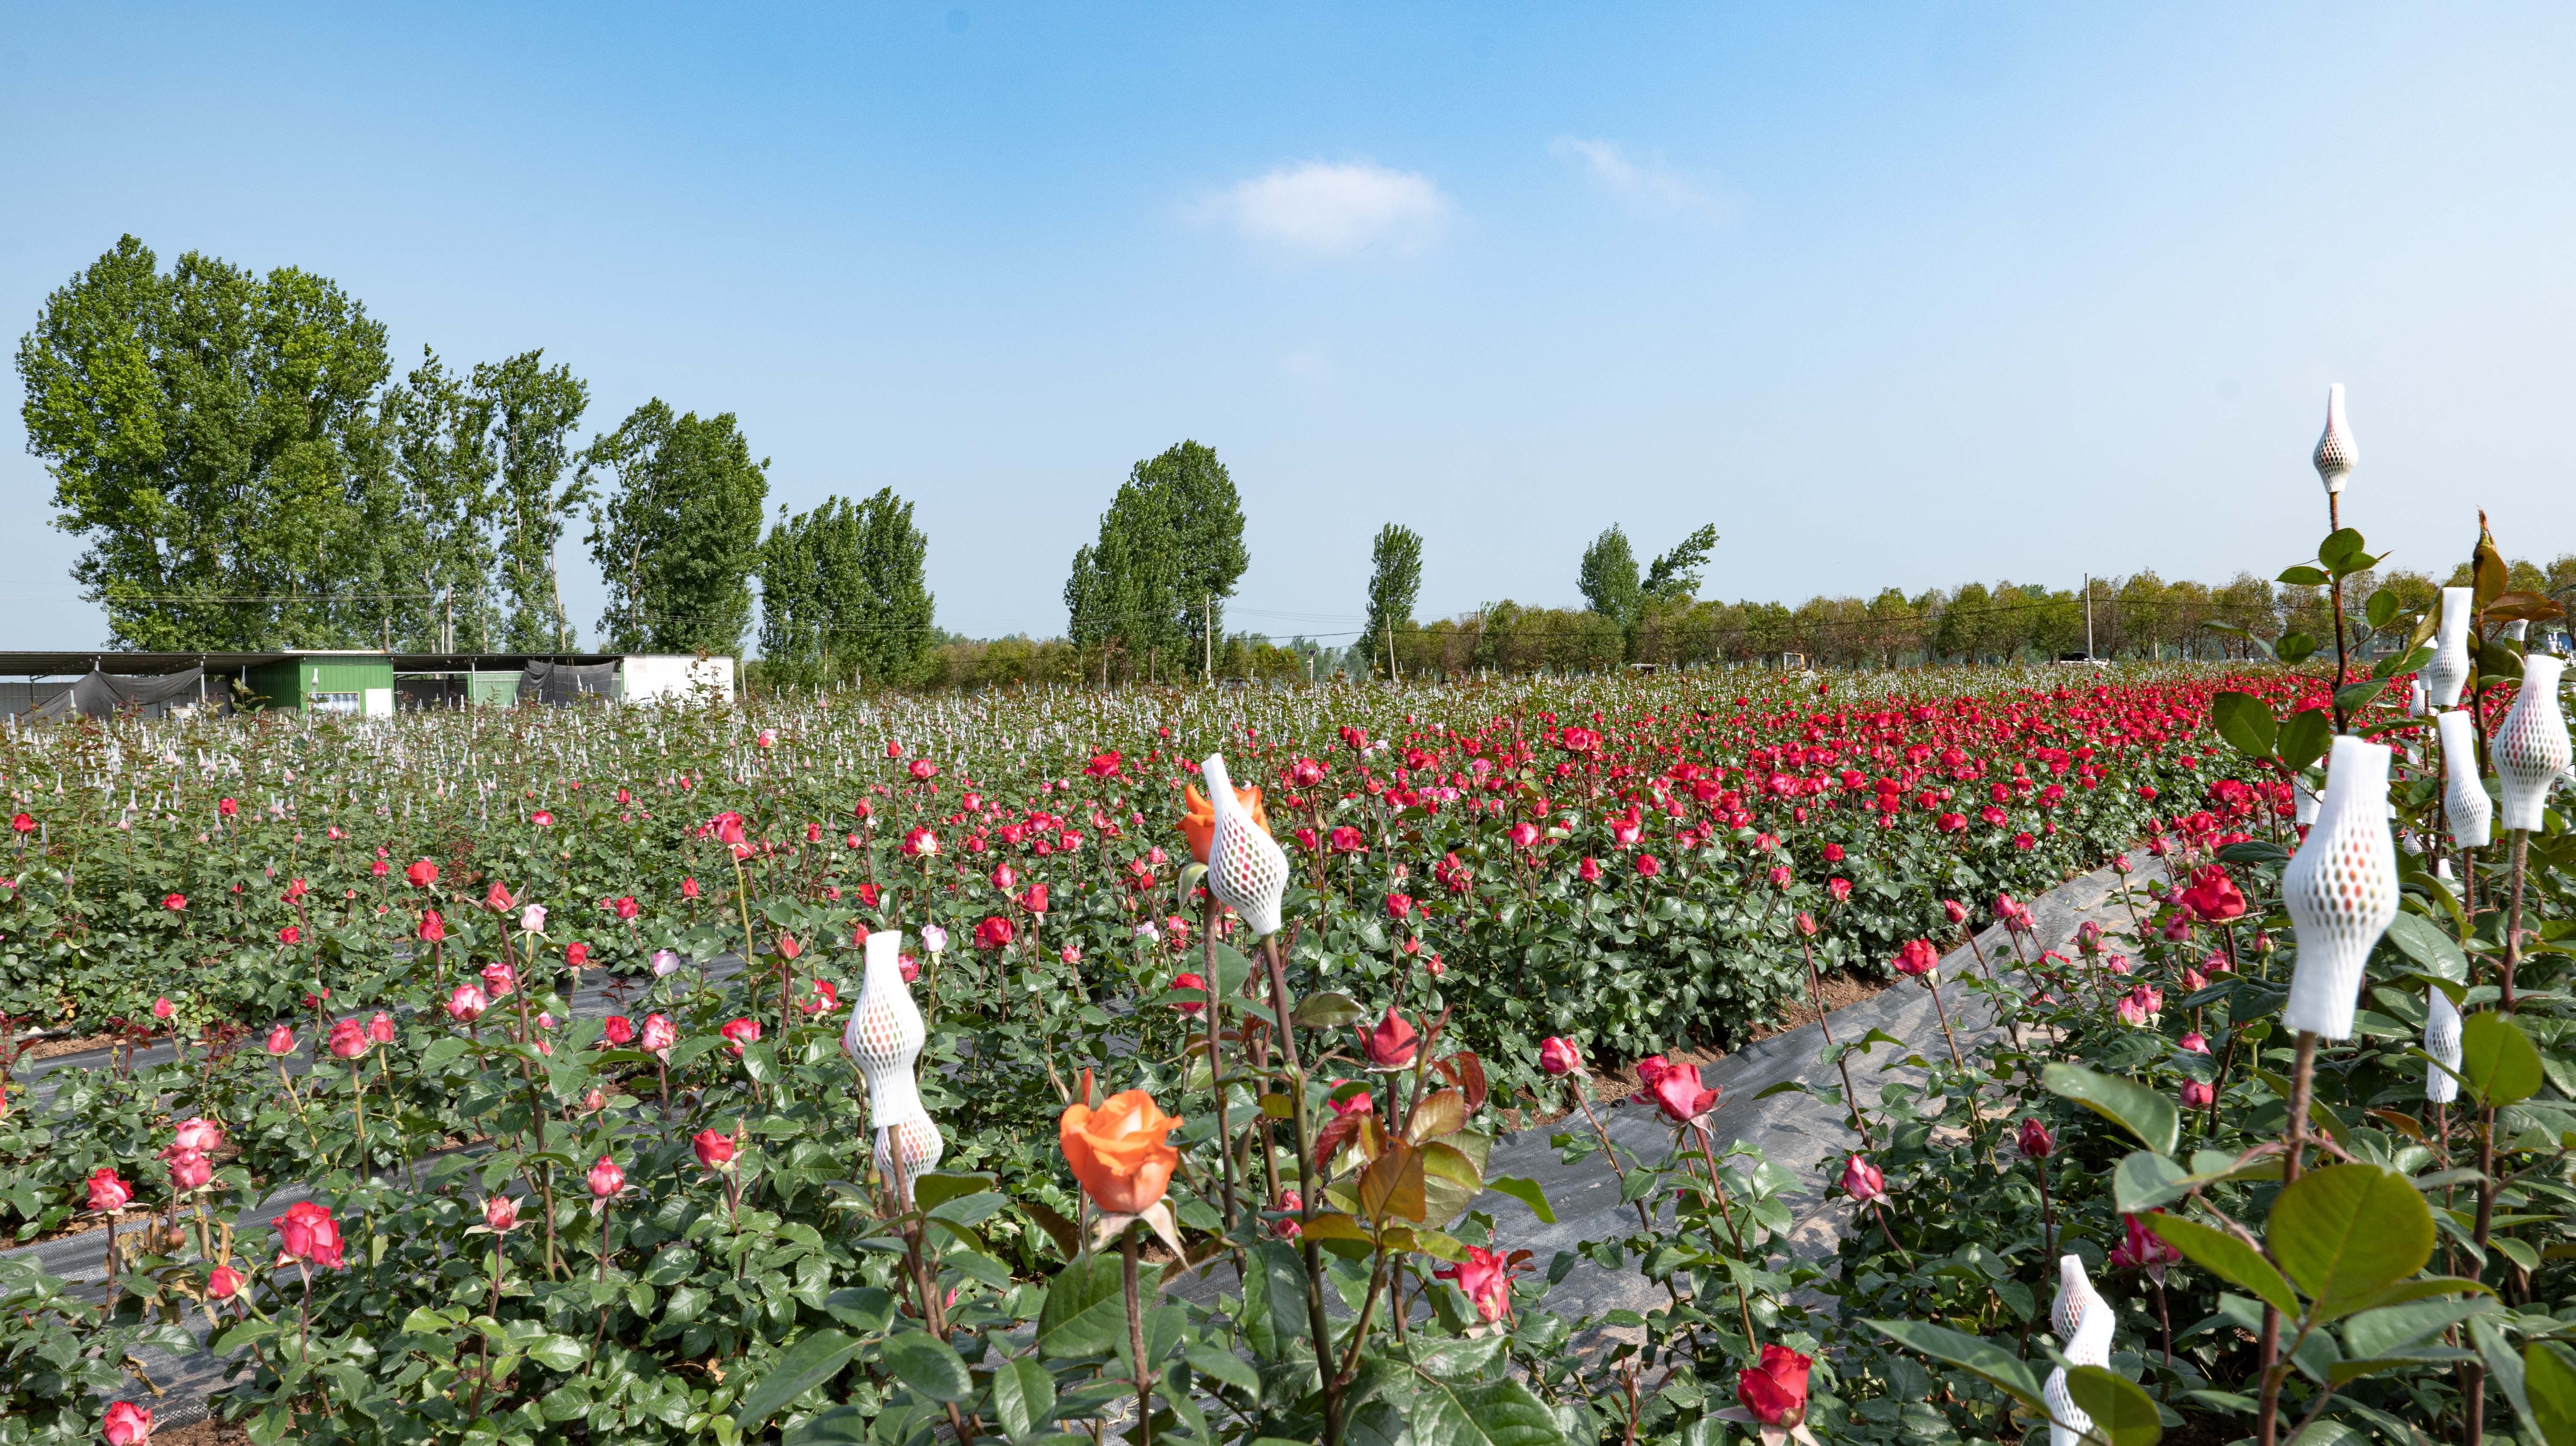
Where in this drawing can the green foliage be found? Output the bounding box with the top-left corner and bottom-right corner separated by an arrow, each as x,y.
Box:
378,347 -> 504,650
479,351 -> 592,650
1063,440 -> 1247,683
15,236 -> 603,656
1575,527 -> 1640,629
582,401 -> 770,654
15,234 -> 397,649
757,489 -> 936,689
1639,524 -> 1719,605
1362,523 -> 1425,679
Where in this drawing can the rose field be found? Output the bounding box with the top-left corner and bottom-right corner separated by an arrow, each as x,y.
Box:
10,573 -> 2576,1446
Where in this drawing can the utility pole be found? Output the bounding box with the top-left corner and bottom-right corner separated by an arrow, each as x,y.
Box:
1203,596 -> 1213,685
2084,572 -> 2095,661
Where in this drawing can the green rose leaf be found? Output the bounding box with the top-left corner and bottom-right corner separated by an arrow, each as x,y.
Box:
2459,1011 -> 2543,1106
2384,913 -> 2469,984
2209,692 -> 2277,760
2268,1164 -> 2434,1317
1866,1318 -> 2045,1413
1485,1175 -> 1558,1224
2065,1365 -> 2163,1446
880,1329 -> 973,1404
2278,708 -> 2333,773
990,1354 -> 1059,1439
733,1328 -> 861,1429
2521,1341 -> 2576,1446
2042,1063 -> 2179,1156
2145,1212 -> 2297,1318
1036,1252 -> 1128,1359
1402,1373 -> 1569,1446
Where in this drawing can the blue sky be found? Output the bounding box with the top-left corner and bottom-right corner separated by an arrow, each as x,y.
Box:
4,3 -> 2573,650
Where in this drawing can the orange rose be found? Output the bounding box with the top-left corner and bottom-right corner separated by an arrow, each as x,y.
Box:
1060,1089 -> 1182,1213
1179,783 -> 1270,865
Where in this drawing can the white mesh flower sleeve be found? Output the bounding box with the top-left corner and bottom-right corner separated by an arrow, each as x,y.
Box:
2045,1255 -> 2114,1446
2494,654 -> 2570,832
2438,710 -> 2492,848
1202,753 -> 1289,938
2283,736 -> 2400,1040
844,928 -> 942,1202
2293,776 -> 2320,827
2424,987 -> 2463,1106
2312,383 -> 2356,494
2423,588 -> 2474,710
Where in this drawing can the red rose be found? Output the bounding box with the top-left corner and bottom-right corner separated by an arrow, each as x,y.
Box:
1736,1343 -> 1813,1425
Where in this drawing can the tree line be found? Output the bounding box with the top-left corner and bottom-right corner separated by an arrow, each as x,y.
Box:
28,238 -> 2569,692
15,236 -> 935,685
1351,524 -> 2576,677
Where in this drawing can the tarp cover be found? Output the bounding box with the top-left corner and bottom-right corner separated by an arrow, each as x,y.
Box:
28,668 -> 212,722
518,660 -> 620,706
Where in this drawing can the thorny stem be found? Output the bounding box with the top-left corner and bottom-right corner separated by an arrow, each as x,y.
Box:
2503,829 -> 2529,1013
1925,975 -> 1966,1072
1688,1121 -> 1762,1350
1800,932 -> 1876,1147
1201,896 -> 1236,1232
1260,932 -> 1344,1446
1124,1231 -> 1154,1446
2257,1030 -> 2321,1446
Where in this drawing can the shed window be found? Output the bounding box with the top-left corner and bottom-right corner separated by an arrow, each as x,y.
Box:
312,692 -> 361,714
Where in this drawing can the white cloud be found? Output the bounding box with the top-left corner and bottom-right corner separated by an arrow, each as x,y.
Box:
1195,160 -> 1452,257
1549,137 -> 1731,225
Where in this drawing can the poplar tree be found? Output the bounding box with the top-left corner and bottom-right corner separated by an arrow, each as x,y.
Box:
17,235 -> 398,648
759,489 -> 936,687
1064,441 -> 1248,680
582,402 -> 769,654
1362,523 -> 1424,678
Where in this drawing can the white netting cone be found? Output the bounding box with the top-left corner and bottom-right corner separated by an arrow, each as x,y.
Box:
2313,383 -> 2357,495
2437,710 -> 2492,848
2494,654 -> 2570,832
2425,987 -> 2463,1106
2283,736 -> 2400,1040
844,929 -> 942,1201
2424,588 -> 2474,709
2408,677 -> 2429,718
2045,1255 -> 2114,1446
2293,776 -> 2321,827
1202,753 -> 1288,938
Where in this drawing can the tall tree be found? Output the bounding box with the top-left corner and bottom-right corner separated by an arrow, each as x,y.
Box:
1062,440 -> 1248,680
377,347 -> 501,650
759,489 -> 936,687
582,401 -> 769,655
483,352 -> 590,650
1640,524 -> 1720,604
1577,526 -> 1641,627
1362,523 -> 1424,678
17,234 -> 397,649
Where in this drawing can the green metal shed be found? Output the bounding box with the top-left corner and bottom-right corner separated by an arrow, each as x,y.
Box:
243,653 -> 397,715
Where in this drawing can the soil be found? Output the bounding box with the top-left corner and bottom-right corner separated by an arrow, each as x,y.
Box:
20,1031 -> 124,1060
17,1203 -> 172,1250
1749,969 -> 1890,1039
153,1415 -> 251,1446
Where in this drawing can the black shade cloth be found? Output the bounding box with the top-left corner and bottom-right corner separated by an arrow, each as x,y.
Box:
27,668 -> 213,721
517,659 -> 620,705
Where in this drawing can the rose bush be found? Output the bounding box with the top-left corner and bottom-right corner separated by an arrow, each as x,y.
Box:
0,664 -> 2386,1445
